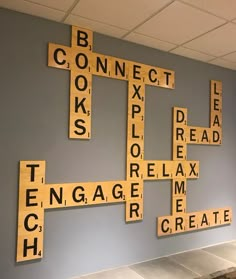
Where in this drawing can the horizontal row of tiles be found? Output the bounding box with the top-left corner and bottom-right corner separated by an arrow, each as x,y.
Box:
75,241 -> 236,278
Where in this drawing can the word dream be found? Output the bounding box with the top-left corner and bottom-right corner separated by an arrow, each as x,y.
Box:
16,26 -> 231,262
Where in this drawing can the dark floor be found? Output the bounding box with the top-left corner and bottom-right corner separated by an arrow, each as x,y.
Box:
77,241 -> 236,279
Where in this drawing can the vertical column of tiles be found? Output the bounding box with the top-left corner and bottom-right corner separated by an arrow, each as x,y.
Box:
126,80 -> 145,222
210,80 -> 222,145
17,161 -> 46,262
171,108 -> 188,232
70,26 -> 93,139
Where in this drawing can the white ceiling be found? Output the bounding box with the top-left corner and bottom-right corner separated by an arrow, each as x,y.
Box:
1,0 -> 236,70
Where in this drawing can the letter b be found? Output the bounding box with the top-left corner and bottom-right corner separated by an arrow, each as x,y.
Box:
77,31 -> 89,48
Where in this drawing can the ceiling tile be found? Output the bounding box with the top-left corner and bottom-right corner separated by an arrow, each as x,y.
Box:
135,1 -> 225,45
124,32 -> 176,51
64,15 -> 128,38
171,46 -> 215,62
0,0 -> 65,21
71,0 -> 173,30
209,58 -> 236,70
184,23 -> 236,57
25,0 -> 75,12
221,51 -> 236,63
181,0 -> 236,20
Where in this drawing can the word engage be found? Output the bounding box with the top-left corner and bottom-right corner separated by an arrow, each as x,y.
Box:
16,26 -> 231,262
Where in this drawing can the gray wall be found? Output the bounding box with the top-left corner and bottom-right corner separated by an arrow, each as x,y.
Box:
1,8 -> 236,279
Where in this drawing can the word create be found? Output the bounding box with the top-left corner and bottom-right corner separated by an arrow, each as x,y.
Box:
16,25 -> 232,262
159,208 -> 231,235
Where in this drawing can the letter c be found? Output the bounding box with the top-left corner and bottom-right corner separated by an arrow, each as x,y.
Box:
24,213 -> 38,232
161,219 -> 170,233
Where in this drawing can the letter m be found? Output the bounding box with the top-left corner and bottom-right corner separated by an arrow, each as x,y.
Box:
174,180 -> 185,195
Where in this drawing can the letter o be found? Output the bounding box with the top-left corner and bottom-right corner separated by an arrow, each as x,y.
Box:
75,53 -> 88,69
75,75 -> 88,91
130,143 -> 141,158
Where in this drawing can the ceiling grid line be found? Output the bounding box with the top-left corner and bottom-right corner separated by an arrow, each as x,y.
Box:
24,0 -> 65,12
1,0 -> 236,70
121,0 -> 175,39
61,0 -> 81,23
177,22 -> 229,51
177,0 -> 236,22
169,45 -> 217,60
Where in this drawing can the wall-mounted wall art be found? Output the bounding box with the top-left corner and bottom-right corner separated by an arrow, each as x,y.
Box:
16,26 -> 231,262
